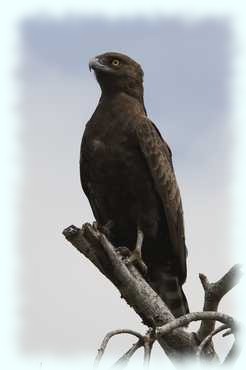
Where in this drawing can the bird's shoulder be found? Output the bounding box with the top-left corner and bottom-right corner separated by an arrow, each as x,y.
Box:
133,116 -> 173,166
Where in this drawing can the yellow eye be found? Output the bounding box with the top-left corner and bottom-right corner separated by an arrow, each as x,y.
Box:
112,59 -> 120,66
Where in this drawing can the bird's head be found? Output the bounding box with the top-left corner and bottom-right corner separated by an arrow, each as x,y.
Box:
89,52 -> 144,100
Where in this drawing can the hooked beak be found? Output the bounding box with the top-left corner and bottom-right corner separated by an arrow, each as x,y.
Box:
89,57 -> 111,73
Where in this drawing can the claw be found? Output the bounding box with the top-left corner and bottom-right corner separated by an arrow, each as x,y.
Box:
116,246 -> 131,258
92,221 -> 99,231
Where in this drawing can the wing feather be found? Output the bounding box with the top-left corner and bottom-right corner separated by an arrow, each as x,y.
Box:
136,117 -> 187,283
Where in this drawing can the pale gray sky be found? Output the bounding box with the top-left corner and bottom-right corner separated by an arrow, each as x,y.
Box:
18,16 -> 236,359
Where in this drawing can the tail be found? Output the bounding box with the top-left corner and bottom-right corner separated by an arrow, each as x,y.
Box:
148,269 -> 189,318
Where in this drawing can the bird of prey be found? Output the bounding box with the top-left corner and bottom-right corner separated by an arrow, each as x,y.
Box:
80,52 -> 189,317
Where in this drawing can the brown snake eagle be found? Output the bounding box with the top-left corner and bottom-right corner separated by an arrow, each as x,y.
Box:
80,52 -> 189,317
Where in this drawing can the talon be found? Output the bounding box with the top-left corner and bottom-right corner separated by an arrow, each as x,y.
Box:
116,246 -> 131,258
92,221 -> 99,231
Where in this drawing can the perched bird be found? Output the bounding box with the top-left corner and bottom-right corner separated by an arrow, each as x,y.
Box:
80,52 -> 189,317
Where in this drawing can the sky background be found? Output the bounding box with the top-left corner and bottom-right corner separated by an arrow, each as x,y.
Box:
17,15 -> 239,362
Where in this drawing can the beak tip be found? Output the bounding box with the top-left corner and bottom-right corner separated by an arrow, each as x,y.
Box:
88,56 -> 110,74
89,57 -> 97,72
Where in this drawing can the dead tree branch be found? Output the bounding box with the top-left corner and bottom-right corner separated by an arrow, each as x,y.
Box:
94,329 -> 144,368
196,324 -> 228,359
111,340 -> 142,368
63,224 -> 195,361
197,264 -> 242,342
62,223 -> 242,366
157,311 -> 237,337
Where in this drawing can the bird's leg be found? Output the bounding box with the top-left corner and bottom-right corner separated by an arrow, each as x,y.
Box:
126,227 -> 148,275
128,228 -> 144,263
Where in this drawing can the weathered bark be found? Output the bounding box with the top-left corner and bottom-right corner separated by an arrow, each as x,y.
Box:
197,264 -> 242,341
62,223 -> 241,367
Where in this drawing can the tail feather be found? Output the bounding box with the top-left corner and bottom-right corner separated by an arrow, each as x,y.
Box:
148,269 -> 189,318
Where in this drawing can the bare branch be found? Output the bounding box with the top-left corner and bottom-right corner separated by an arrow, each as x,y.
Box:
110,330 -> 155,369
63,225 -> 109,277
63,223 -> 196,362
157,311 -> 237,337
111,340 -> 143,368
143,333 -> 155,369
197,264 -> 243,342
63,223 -> 242,365
157,311 -> 240,365
93,329 -> 144,369
143,343 -> 152,368
196,324 -> 228,359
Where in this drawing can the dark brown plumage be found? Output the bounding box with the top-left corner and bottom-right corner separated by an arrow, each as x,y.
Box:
80,52 -> 189,317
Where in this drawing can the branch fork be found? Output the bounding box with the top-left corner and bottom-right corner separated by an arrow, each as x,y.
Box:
63,223 -> 242,367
